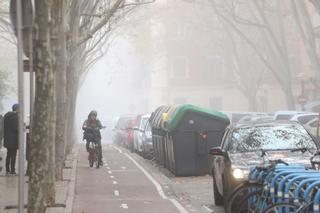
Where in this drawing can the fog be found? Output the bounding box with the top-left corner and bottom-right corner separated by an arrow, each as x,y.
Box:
76,36 -> 142,140
1,0 -> 320,140
75,0 -> 320,139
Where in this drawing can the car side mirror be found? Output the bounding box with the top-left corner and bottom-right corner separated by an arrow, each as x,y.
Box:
209,147 -> 225,156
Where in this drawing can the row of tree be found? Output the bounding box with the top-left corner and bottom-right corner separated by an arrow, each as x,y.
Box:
1,0 -> 153,212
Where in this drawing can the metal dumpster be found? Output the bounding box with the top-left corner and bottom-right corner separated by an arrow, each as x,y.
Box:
149,105 -> 170,166
164,104 -> 229,176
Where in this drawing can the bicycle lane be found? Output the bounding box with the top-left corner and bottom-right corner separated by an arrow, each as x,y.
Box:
72,144 -> 188,213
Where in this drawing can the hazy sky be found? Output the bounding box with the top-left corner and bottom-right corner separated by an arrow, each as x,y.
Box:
76,35 -> 140,134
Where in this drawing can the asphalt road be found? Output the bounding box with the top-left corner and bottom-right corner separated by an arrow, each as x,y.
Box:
72,144 -> 189,213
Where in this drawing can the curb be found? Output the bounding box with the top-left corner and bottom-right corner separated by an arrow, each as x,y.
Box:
64,143 -> 79,213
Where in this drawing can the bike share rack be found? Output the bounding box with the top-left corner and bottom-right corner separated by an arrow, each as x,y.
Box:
248,164 -> 320,213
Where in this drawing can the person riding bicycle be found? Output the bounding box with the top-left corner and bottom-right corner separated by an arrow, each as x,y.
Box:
82,110 -> 104,165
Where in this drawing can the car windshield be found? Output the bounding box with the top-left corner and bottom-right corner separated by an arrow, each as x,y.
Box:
228,124 -> 317,153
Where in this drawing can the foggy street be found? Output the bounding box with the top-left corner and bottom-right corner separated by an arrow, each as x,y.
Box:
2,0 -> 320,212
72,143 -> 224,213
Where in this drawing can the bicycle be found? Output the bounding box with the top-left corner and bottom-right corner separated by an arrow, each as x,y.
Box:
88,141 -> 101,168
226,148 -> 319,213
226,159 -> 292,213
262,152 -> 320,213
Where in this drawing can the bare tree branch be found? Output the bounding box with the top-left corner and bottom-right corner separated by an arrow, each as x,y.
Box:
77,0 -> 124,45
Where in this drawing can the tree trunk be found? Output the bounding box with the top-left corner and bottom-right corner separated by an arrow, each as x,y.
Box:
28,0 -> 54,212
65,0 -> 81,154
283,86 -> 296,110
53,0 -> 67,181
247,93 -> 258,111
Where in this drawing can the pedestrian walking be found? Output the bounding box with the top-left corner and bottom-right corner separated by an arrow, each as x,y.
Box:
3,104 -> 19,175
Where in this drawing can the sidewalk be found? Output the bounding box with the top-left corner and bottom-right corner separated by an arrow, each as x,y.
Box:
0,144 -> 79,213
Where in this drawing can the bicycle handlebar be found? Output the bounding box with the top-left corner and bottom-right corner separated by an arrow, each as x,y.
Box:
255,159 -> 289,172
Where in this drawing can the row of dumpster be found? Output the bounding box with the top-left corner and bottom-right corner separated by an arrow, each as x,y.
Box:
149,104 -> 230,176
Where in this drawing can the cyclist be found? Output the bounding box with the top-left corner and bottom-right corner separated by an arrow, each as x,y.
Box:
82,110 -> 104,165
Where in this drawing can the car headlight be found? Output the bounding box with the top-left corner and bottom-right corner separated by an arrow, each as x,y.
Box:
232,168 -> 249,180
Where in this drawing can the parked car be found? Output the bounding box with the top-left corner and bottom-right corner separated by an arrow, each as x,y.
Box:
125,116 -> 140,152
273,110 -> 307,121
112,116 -> 134,146
210,120 -> 319,206
238,115 -> 273,122
222,111 -> 250,123
223,111 -> 269,123
290,113 -> 318,124
141,115 -> 153,159
133,114 -> 151,154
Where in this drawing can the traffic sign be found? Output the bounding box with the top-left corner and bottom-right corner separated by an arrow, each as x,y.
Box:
297,95 -> 308,105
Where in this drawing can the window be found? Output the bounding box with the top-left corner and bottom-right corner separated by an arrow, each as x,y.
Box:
171,56 -> 188,78
310,119 -> 319,128
298,115 -> 317,124
204,56 -> 225,81
172,23 -> 187,39
209,97 -> 222,110
228,124 -> 316,153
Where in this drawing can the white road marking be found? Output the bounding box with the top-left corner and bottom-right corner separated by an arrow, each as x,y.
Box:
108,171 -> 112,174
107,167 -> 111,170
110,176 -> 114,179
113,146 -> 123,154
120,204 -> 128,209
109,170 -> 137,172
202,205 -> 213,212
124,153 -> 189,213
113,181 -> 118,185
121,166 -> 126,170
114,190 -> 119,196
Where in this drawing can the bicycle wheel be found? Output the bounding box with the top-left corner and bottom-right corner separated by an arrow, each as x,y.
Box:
94,148 -> 100,168
226,182 -> 263,213
263,202 -> 299,213
89,149 -> 94,167
237,189 -> 268,213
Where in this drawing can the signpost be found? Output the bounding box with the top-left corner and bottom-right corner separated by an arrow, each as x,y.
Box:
9,0 -> 33,212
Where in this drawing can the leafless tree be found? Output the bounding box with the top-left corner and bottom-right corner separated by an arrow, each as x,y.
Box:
290,0 -> 320,96
0,0 -> 16,45
211,0 -> 297,109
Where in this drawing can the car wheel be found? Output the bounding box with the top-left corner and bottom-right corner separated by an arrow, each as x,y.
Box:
213,175 -> 224,206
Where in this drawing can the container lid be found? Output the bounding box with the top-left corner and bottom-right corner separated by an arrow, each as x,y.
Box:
166,104 -> 230,131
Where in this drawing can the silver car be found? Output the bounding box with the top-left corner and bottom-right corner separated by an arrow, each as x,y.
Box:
133,114 -> 151,154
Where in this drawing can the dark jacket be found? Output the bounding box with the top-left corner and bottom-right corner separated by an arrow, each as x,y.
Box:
82,119 -> 103,142
3,111 -> 19,149
0,115 -> 3,147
